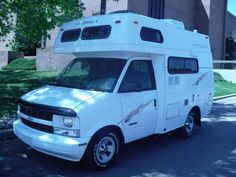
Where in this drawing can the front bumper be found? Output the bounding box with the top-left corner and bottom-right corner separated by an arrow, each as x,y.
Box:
13,119 -> 90,162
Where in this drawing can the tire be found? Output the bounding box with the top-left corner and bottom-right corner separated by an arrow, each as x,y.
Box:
83,129 -> 121,170
179,112 -> 195,137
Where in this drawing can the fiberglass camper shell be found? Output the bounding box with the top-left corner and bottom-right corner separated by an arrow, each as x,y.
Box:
13,12 -> 214,169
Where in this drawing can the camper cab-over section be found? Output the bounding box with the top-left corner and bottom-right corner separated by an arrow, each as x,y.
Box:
13,12 -> 214,169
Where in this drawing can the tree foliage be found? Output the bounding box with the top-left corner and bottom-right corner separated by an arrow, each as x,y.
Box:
225,29 -> 236,60
0,0 -> 84,53
232,30 -> 236,41
0,1 -> 14,39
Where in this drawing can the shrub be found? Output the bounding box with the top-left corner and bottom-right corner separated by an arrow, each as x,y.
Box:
2,58 -> 36,70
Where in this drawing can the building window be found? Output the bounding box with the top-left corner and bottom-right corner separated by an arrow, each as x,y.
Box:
168,57 -> 199,74
81,25 -> 111,40
148,0 -> 165,19
140,27 -> 163,43
61,28 -> 81,42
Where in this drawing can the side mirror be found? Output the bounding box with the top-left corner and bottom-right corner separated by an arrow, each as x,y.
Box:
119,82 -> 142,93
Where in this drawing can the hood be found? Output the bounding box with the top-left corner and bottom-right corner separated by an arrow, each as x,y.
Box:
21,85 -> 102,109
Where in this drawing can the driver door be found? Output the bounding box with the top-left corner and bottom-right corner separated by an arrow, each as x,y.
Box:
118,59 -> 158,142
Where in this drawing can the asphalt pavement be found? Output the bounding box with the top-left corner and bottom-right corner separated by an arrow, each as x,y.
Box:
0,97 -> 236,177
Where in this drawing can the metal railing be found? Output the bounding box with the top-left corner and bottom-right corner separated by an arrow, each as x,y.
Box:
213,60 -> 236,70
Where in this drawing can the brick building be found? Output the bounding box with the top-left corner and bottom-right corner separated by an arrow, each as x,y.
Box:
1,0 -> 236,70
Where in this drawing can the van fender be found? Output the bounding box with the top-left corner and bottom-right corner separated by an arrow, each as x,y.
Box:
84,123 -> 125,144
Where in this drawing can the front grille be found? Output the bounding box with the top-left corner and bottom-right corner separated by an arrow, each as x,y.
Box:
21,117 -> 53,134
20,106 -> 53,121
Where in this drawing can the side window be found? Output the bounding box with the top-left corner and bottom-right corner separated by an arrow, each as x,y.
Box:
119,60 -> 156,93
168,57 -> 198,74
185,59 -> 198,73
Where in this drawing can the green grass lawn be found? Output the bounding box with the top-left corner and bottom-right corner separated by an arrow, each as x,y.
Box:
214,81 -> 236,97
214,72 -> 236,97
0,70 -> 58,116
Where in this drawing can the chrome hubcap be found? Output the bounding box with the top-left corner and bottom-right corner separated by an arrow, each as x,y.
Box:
95,137 -> 116,163
185,115 -> 194,134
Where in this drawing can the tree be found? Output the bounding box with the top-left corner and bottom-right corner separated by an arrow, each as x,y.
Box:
225,30 -> 236,60
232,30 -> 236,41
0,0 -> 85,54
0,1 -> 14,40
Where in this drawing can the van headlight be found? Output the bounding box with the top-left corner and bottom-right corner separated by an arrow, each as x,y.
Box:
63,117 -> 73,127
54,127 -> 80,137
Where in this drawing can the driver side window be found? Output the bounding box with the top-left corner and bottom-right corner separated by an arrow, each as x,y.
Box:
119,60 -> 156,93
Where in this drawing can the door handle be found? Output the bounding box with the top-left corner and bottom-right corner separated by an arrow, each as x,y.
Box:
154,99 -> 157,107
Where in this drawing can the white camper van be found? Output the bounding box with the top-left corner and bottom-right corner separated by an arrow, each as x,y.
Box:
13,12 -> 214,169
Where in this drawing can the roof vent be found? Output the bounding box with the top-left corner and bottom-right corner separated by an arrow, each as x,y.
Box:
160,19 -> 185,30
109,10 -> 133,14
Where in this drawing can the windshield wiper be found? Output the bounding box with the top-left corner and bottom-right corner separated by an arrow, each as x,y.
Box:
49,80 -> 105,92
48,80 -> 85,89
48,80 -> 65,86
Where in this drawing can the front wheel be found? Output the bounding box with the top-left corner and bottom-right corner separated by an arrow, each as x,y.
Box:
179,112 -> 195,137
83,129 -> 121,169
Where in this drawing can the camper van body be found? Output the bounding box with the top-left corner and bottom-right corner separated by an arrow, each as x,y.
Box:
13,12 -> 214,168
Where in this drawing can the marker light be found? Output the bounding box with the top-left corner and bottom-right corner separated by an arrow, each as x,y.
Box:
54,127 -> 80,137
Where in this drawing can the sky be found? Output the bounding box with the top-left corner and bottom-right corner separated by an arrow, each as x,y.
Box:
227,0 -> 236,16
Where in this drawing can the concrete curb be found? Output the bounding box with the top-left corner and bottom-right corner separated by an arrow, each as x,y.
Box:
213,94 -> 236,101
0,129 -> 15,141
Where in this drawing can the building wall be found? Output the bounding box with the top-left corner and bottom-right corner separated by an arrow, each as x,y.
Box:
36,48 -> 74,71
82,0 -> 101,16
106,0 -> 128,13
165,0 -> 196,31
0,33 -> 13,51
82,0 -> 128,16
46,27 -> 60,48
208,0 -> 227,60
128,0 -> 149,16
225,12 -> 236,38
194,0 -> 210,34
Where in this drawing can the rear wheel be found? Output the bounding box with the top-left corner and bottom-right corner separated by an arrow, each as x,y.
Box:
83,129 -> 121,169
179,112 -> 195,137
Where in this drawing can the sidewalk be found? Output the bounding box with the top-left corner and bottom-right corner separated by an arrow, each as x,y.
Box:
213,93 -> 236,101
1,94 -> 236,140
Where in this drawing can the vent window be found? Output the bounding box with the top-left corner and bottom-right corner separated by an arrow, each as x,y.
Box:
61,28 -> 81,42
81,25 -> 111,40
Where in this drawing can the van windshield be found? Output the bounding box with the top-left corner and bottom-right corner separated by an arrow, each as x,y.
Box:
52,58 -> 126,92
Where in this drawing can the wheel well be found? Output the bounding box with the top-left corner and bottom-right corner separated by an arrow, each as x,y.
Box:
190,106 -> 201,126
91,125 -> 125,145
